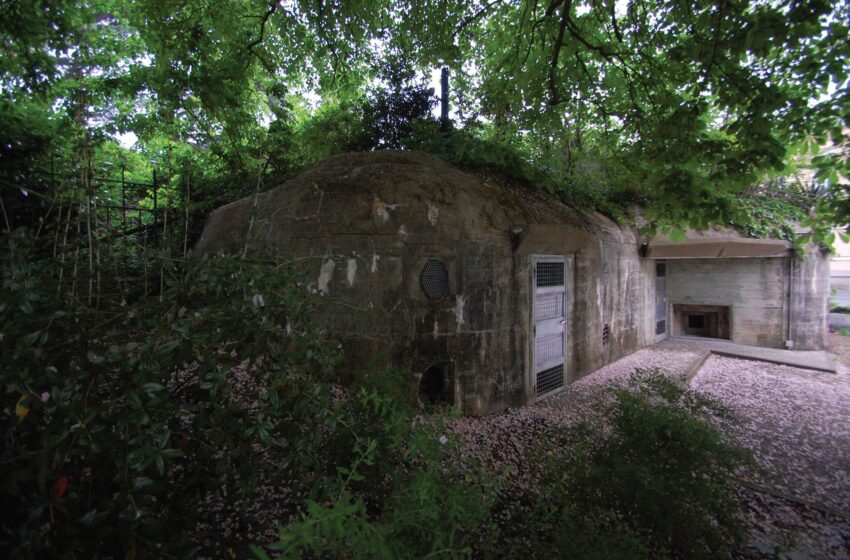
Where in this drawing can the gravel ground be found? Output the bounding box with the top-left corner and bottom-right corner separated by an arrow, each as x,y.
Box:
690,354 -> 850,512
195,335 -> 850,557
690,348 -> 850,559
449,343 -> 703,483
450,335 -> 850,559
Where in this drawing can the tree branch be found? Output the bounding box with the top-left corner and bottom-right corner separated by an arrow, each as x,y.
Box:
547,0 -> 572,106
457,0 -> 505,32
609,0 -> 623,42
245,2 -> 278,71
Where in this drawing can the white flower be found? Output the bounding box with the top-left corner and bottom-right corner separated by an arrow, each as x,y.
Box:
41,392 -> 50,402
438,435 -> 448,445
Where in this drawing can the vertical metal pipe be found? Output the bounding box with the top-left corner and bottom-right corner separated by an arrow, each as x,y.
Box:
121,164 -> 126,231
152,169 -> 158,222
787,255 -> 795,348
440,67 -> 449,131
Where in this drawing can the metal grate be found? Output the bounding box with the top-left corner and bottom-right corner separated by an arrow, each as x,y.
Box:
535,333 -> 564,367
534,292 -> 564,322
536,261 -> 564,287
602,323 -> 610,346
656,319 -> 666,335
536,364 -> 564,395
656,262 -> 666,277
421,259 -> 449,300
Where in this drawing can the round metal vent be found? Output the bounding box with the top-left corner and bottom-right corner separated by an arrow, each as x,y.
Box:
421,259 -> 449,301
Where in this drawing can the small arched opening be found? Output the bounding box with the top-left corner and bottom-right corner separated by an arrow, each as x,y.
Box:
418,361 -> 454,407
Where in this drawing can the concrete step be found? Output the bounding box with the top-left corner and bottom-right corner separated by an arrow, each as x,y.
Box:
664,336 -> 838,374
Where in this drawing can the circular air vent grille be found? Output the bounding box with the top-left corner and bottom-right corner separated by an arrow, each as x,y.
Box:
421,259 -> 449,301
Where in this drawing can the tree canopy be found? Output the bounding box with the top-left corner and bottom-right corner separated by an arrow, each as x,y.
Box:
1,0 -> 848,236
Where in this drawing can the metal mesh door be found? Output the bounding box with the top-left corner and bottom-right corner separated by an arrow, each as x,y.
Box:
533,256 -> 566,398
655,261 -> 667,337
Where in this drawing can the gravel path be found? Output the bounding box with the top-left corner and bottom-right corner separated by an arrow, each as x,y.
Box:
690,344 -> 850,560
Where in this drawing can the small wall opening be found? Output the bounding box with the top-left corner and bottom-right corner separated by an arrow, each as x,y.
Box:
418,362 -> 454,407
673,304 -> 731,339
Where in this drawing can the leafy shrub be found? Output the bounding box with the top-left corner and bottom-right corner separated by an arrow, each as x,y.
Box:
559,369 -> 752,559
408,125 -> 630,221
830,304 -> 850,314
0,228 -> 342,558
258,368 -> 752,560
255,372 -> 498,559
728,196 -> 807,241
4,224 -> 753,559
485,370 -> 750,560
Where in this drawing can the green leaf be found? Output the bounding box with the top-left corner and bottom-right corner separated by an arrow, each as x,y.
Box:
250,545 -> 272,560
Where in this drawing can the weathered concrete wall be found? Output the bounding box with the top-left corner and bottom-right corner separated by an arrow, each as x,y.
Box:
666,255 -> 828,350
790,252 -> 829,350
565,227 -> 645,378
639,259 -> 660,347
196,151 -> 650,415
667,258 -> 788,348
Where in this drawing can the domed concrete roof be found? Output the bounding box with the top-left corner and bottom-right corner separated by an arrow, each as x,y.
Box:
195,150 -> 633,257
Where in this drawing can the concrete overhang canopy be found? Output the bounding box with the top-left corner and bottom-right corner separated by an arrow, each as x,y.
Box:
645,237 -> 792,259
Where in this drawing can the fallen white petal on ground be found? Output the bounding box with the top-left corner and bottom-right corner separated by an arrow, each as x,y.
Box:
691,354 -> 850,513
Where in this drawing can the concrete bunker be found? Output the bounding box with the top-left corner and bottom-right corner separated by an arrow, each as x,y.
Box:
196,151 -> 829,415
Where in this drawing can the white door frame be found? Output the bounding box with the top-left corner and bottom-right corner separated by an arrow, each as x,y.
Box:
531,254 -> 568,401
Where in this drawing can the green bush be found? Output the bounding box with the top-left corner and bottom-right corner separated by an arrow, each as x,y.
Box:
254,372 -> 498,559
485,370 -> 750,560
728,196 -> 807,241
560,369 -> 752,559
0,229 -> 342,558
406,125 -> 631,222
258,368 -> 752,560
3,225 -> 753,559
